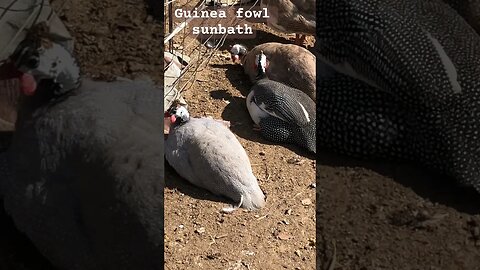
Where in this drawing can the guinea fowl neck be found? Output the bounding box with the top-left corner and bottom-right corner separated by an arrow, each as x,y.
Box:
255,64 -> 267,80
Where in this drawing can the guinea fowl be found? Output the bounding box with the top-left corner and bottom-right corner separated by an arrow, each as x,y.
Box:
442,0 -> 480,34
260,0 -> 316,45
3,25 -> 164,270
165,105 -> 265,211
316,0 -> 480,192
230,43 -> 316,101
247,51 -> 316,153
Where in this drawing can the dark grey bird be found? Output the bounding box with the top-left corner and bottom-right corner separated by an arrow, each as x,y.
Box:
441,0 -> 480,35
246,51 -> 316,154
165,105 -> 265,211
316,0 -> 480,192
3,25 -> 164,270
0,132 -> 13,198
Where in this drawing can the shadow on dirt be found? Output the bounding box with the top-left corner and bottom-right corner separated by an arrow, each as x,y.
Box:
318,149 -> 480,215
209,89 -> 315,159
164,163 -> 236,207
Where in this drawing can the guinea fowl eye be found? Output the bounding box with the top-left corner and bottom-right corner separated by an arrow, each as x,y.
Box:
25,56 -> 39,69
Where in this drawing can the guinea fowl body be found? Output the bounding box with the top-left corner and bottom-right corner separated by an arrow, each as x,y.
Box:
442,0 -> 480,34
261,0 -> 315,36
165,117 -> 265,210
317,0 -> 480,191
248,75 -> 316,154
4,78 -> 164,270
231,43 -> 316,101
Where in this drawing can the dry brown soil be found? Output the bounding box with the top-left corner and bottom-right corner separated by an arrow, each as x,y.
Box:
318,151 -> 480,270
163,2 -> 316,269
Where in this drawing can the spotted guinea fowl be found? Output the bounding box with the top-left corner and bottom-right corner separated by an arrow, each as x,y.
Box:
3,25 -> 164,270
230,43 -> 315,101
442,0 -> 480,34
165,105 -> 265,211
316,0 -> 480,192
261,0 -> 315,45
247,51 -> 316,153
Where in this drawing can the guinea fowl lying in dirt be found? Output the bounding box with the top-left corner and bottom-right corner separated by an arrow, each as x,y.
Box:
165,105 -> 265,212
317,0 -> 480,193
2,25 -> 164,270
246,51 -> 316,154
260,0 -> 316,45
442,0 -> 480,34
230,42 -> 316,101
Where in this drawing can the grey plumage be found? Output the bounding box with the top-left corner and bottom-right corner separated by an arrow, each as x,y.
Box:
165,117 -> 265,210
316,0 -> 480,191
0,134 -> 12,198
4,37 -> 164,270
247,53 -> 316,153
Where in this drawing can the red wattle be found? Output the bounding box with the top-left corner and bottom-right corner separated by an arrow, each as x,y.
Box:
20,73 -> 36,96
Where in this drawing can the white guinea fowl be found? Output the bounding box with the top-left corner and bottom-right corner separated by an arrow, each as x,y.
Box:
246,51 -> 316,153
230,43 -> 316,101
165,105 -> 266,211
3,25 -> 163,270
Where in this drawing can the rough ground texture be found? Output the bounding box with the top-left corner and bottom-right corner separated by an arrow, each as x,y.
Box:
163,2 -> 316,269
0,0 -> 162,269
318,150 -> 480,270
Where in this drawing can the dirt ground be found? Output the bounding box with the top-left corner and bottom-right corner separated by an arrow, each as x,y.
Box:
0,0 -> 316,269
0,0 -> 162,269
318,150 -> 480,270
163,2 -> 316,270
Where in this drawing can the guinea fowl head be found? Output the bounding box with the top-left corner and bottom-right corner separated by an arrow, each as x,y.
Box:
10,22 -> 80,97
168,105 -> 190,125
230,44 -> 247,63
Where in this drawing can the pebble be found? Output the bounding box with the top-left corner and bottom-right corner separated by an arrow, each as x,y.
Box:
195,227 -> 206,234
301,198 -> 312,206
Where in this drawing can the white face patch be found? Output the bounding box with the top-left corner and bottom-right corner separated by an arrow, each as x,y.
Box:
20,43 -> 80,92
425,31 -> 462,94
175,106 -> 190,122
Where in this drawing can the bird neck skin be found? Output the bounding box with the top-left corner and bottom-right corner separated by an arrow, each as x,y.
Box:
255,64 -> 267,80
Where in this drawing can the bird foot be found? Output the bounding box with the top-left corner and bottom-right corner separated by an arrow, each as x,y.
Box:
252,124 -> 261,131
